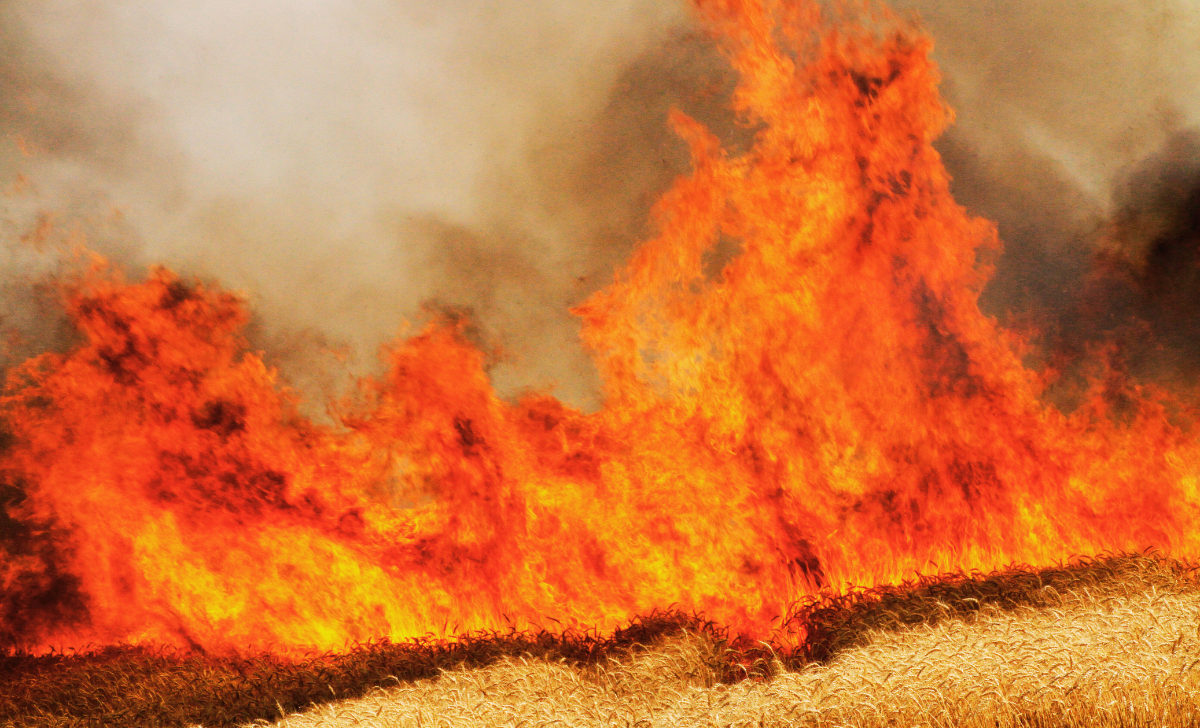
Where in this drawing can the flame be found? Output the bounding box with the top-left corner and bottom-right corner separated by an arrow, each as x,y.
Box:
3,0 -> 1200,654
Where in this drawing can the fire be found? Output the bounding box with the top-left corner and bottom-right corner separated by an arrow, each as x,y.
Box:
3,0 -> 1199,654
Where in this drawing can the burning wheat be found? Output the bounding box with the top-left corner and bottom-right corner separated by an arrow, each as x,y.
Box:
3,5 -> 1200,724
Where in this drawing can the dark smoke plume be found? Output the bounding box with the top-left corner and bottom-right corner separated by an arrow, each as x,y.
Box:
1050,131 -> 1200,393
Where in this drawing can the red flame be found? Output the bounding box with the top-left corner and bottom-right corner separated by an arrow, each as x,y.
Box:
2,0 -> 1198,654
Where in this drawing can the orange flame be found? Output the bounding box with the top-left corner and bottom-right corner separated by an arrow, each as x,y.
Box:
3,0 -> 1199,654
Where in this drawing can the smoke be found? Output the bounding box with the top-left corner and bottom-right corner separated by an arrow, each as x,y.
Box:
2,0 -> 1199,411
900,0 -> 1200,359
0,0 -> 694,411
1053,129 -> 1200,393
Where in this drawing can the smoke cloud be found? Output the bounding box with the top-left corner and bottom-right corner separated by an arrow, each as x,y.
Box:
1,0 -> 1199,410
904,0 -> 1200,356
0,0 -> 695,411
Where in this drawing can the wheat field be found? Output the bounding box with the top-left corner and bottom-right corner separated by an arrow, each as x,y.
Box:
261,567 -> 1200,728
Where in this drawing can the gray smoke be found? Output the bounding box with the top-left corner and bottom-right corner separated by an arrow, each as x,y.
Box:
2,0 -> 1199,412
905,0 -> 1200,319
0,0 -> 693,412
904,0 -> 1200,395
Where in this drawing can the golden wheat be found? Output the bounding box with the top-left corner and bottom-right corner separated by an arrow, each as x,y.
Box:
257,575 -> 1200,728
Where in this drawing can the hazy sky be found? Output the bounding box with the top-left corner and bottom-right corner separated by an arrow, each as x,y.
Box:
2,0 -> 1198,410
